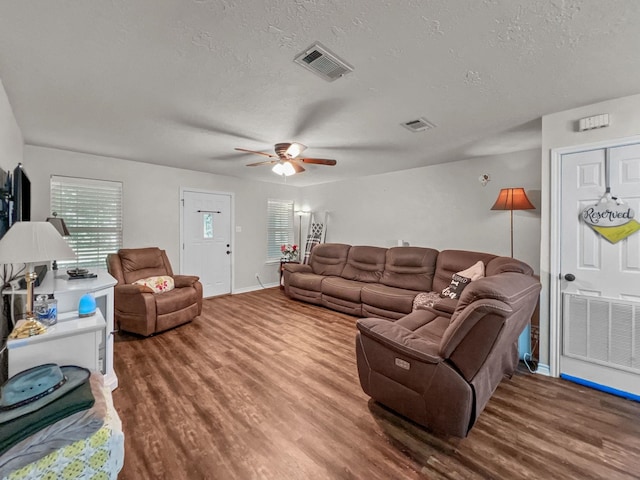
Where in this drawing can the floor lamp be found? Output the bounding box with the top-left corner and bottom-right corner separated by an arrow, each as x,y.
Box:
490,188 -> 535,258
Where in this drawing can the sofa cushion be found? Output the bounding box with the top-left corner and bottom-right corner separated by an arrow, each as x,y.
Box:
361,283 -> 420,315
432,250 -> 496,293
322,277 -> 367,302
309,243 -> 351,276
288,272 -> 326,293
119,247 -> 173,284
341,246 -> 387,283
380,247 -> 438,291
154,285 -> 200,315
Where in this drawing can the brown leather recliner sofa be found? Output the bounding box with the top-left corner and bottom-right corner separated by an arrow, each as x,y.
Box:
283,243 -> 541,437
107,247 -> 203,336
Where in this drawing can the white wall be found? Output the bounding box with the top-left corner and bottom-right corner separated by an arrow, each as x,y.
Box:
23,145 -> 299,290
302,148 -> 542,271
540,92 -> 640,369
0,79 -> 23,172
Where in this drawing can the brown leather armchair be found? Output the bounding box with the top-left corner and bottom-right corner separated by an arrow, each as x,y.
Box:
107,247 -> 203,336
356,272 -> 541,437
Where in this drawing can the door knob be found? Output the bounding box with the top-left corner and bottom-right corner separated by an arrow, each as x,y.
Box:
226,250 -> 231,255
564,273 -> 576,281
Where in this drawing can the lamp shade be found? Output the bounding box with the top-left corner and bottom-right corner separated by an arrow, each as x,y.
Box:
46,216 -> 70,236
0,222 -> 76,264
490,188 -> 535,211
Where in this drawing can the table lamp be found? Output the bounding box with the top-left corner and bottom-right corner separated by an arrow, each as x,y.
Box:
0,222 -> 76,331
490,187 -> 535,258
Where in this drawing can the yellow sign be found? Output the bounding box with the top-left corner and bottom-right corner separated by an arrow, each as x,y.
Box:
591,219 -> 640,244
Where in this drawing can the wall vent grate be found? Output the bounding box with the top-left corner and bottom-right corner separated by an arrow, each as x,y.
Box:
402,117 -> 437,132
294,43 -> 354,82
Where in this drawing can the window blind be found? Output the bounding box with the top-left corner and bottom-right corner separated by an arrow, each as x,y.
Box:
267,199 -> 294,261
50,176 -> 123,270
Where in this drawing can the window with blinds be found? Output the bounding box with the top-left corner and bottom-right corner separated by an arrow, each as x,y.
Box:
50,176 -> 123,270
267,199 -> 294,262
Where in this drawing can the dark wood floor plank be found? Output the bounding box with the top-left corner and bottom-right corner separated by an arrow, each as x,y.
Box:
112,288 -> 640,479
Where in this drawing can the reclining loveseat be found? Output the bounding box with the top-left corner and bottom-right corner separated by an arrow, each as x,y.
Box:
283,243 -> 541,436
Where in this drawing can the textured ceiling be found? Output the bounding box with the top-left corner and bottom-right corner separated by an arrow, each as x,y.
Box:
1,1 -> 639,186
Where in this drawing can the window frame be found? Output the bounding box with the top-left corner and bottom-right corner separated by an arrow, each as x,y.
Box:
266,198 -> 294,263
50,175 -> 123,270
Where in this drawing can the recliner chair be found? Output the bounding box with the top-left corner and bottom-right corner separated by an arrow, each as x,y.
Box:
355,272 -> 540,437
107,247 -> 203,336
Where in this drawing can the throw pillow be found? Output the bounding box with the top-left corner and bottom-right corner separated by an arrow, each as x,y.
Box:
412,291 -> 442,311
440,261 -> 485,299
456,260 -> 485,281
133,275 -> 175,293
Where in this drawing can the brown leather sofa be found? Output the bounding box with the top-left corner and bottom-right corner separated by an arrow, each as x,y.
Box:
107,247 -> 203,336
283,243 -> 540,436
283,244 -> 527,320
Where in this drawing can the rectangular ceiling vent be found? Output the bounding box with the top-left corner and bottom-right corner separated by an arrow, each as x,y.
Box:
294,43 -> 354,82
402,118 -> 437,132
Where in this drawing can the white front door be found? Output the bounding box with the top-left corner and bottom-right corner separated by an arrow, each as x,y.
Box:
559,143 -> 640,395
182,190 -> 232,297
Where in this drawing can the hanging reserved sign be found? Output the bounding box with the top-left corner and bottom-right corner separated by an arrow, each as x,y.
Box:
581,193 -> 635,227
581,193 -> 639,244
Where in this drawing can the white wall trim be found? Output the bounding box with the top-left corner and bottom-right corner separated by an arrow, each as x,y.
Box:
232,283 -> 278,294
549,133 -> 640,378
535,364 -> 551,376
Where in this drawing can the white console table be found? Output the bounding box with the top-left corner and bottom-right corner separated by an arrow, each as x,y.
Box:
4,269 -> 118,390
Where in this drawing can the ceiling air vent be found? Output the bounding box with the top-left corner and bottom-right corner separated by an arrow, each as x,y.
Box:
402,117 -> 437,132
294,42 -> 354,82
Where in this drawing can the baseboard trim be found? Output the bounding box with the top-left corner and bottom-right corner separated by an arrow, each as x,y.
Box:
232,283 -> 279,294
535,364 -> 550,376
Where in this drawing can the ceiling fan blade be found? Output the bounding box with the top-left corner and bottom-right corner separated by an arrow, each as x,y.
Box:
173,116 -> 263,142
290,162 -> 306,174
292,98 -> 346,138
299,158 -> 337,166
235,148 -> 276,158
246,160 -> 278,167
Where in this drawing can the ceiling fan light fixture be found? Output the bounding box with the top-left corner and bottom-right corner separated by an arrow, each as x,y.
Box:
272,162 -> 296,176
286,143 -> 306,158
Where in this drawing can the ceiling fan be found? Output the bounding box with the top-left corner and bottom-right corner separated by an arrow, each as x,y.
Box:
235,143 -> 337,176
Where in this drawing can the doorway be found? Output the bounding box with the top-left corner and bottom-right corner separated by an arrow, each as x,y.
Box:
551,140 -> 640,396
181,189 -> 232,297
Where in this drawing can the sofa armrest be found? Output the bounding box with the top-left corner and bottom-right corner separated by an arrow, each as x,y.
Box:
432,297 -> 457,315
356,318 -> 443,364
283,263 -> 312,274
114,285 -> 156,315
173,275 -> 200,288
115,284 -> 152,294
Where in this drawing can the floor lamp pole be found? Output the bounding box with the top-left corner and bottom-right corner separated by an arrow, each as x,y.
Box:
510,208 -> 514,258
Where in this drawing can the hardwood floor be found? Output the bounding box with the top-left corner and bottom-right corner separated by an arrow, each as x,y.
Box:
112,288 -> 640,479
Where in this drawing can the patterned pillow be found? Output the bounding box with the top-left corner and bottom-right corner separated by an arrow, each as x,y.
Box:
440,261 -> 485,299
412,291 -> 442,311
133,276 -> 175,293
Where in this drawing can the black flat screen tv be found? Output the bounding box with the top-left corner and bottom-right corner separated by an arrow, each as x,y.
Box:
11,163 -> 31,224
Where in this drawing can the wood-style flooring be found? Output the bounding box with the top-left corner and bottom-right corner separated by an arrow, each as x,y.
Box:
112,288 -> 640,479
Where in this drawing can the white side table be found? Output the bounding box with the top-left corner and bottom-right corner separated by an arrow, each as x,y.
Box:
7,310 -> 106,378
3,269 -> 118,389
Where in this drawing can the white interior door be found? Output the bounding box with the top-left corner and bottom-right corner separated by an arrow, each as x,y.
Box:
559,143 -> 640,396
182,190 -> 232,297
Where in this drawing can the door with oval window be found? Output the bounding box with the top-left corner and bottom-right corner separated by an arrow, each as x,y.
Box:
182,190 -> 232,297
